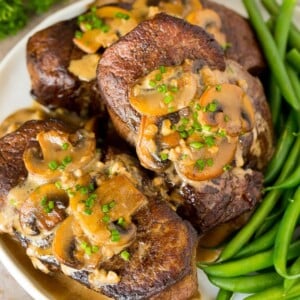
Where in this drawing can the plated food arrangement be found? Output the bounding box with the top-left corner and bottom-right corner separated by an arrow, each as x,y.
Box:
0,0 -> 299,299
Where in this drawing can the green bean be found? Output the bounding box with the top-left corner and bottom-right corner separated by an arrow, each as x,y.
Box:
273,188 -> 300,279
276,135 -> 300,181
265,165 -> 300,191
216,289 -> 232,300
267,0 -> 297,126
217,189 -> 282,261
243,0 -> 300,111
234,222 -> 279,258
208,272 -> 283,293
264,112 -> 297,183
244,282 -> 300,300
261,0 -> 300,51
265,0 -> 295,125
255,188 -> 296,237
284,257 -> 300,290
218,128 -> 299,261
269,77 -> 282,126
199,240 -> 300,277
287,49 -> 300,73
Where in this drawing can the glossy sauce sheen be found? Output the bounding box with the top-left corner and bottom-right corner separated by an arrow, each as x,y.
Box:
1,235 -> 112,300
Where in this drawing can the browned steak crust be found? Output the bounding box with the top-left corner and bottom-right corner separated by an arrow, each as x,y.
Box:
98,12 -> 225,135
177,169 -> 263,232
203,0 -> 266,76
0,119 -> 70,206
26,19 -> 102,116
99,197 -> 198,299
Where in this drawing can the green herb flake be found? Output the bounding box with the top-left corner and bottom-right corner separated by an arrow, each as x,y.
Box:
75,31 -> 83,39
160,152 -> 169,161
120,250 -> 130,261
61,142 -> 69,150
149,80 -> 156,88
163,94 -> 174,104
206,158 -> 214,167
111,229 -> 120,242
206,100 -> 218,112
159,66 -> 166,73
102,214 -> 110,223
117,217 -> 126,227
91,245 -> 99,253
155,73 -> 162,81
101,204 -> 110,213
115,12 -> 130,20
55,181 -> 62,189
189,141 -> 204,149
109,200 -> 116,209
204,135 -> 215,147
223,164 -> 232,172
157,84 -> 168,93
169,85 -> 179,93
101,24 -> 110,33
48,160 -> 58,170
195,103 -> 201,111
80,186 -> 89,195
224,114 -> 230,122
195,159 -> 205,171
181,117 -> 189,125
62,155 -> 72,167
180,131 -> 188,139
215,85 -> 222,92
84,208 -> 92,215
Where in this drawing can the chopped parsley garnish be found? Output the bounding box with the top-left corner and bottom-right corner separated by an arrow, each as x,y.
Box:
117,217 -> 126,227
223,164 -> 232,171
189,141 -> 204,149
111,229 -> 121,242
160,152 -> 169,161
115,12 -> 130,20
102,214 -> 110,223
61,142 -> 69,150
41,196 -> 55,214
215,84 -> 222,92
120,250 -> 130,261
80,241 -> 99,255
48,160 -> 58,170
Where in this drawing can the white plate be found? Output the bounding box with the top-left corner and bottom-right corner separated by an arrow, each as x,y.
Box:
0,1 -> 299,300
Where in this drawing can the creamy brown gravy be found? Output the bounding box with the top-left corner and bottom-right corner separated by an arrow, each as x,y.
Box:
1,234 -> 111,300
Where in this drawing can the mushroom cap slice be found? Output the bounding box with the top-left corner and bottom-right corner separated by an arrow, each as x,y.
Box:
23,130 -> 96,179
19,183 -> 69,235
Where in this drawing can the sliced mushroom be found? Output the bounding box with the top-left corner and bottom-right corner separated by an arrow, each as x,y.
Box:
19,183 -> 69,235
199,84 -> 255,137
174,135 -> 237,181
23,130 -> 96,179
186,8 -> 226,46
95,6 -> 138,36
136,116 -> 169,171
74,6 -> 138,54
52,215 -> 82,268
129,64 -> 198,116
70,174 -> 146,259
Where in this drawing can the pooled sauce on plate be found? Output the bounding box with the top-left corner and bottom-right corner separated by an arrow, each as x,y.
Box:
1,235 -> 111,300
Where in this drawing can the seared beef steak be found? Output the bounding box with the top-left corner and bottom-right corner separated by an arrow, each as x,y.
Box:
97,13 -> 273,233
98,12 -> 225,138
0,119 -> 70,207
27,19 -> 103,116
0,119 -> 198,299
